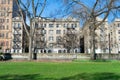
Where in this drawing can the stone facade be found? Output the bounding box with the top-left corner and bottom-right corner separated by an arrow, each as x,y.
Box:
109,19 -> 120,53
0,0 -> 13,52
32,17 -> 81,53
11,17 -> 23,53
83,18 -> 109,53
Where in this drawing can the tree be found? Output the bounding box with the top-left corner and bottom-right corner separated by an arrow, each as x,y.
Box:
57,27 -> 80,53
34,22 -> 47,52
15,0 -> 47,60
63,0 -> 120,59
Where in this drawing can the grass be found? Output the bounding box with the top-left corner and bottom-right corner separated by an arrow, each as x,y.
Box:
0,61 -> 120,80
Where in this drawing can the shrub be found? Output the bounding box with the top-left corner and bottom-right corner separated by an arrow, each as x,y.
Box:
0,52 -> 3,55
0,47 -> 2,49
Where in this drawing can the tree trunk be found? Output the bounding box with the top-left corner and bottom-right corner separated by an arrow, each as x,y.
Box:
28,36 -> 32,61
92,30 -> 97,60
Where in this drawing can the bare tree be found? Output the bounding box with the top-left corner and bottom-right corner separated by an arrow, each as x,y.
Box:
63,0 -> 120,59
98,23 -> 108,53
57,28 -> 80,53
34,22 -> 47,52
15,0 -> 47,60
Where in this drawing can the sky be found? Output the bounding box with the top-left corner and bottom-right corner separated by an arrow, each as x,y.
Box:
41,0 -> 63,18
22,0 -> 120,25
41,0 -> 97,18
41,0 -> 120,23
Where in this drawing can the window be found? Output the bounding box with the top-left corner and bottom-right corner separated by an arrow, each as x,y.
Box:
49,36 -> 54,41
100,29 -> 103,33
40,23 -> 42,28
119,36 -> 120,40
63,30 -> 66,34
64,24 -> 66,28
71,24 -> 74,28
7,7 -> 10,11
8,0 -> 10,4
4,7 -> 6,11
44,30 -> 46,34
44,24 -> 46,28
111,32 -> 112,35
56,36 -> 61,41
67,24 -> 69,28
6,41 -> 9,46
56,24 -> 59,28
49,43 -> 53,48
18,23 -> 21,28
75,24 -> 77,28
0,25 -> 5,30
118,30 -> 120,34
7,19 -> 9,23
0,19 -> 5,23
1,0 -> 6,4
71,24 -> 77,28
56,30 -> 61,34
14,23 -> 16,26
0,33 -> 4,38
6,25 -> 9,30
49,24 -> 54,28
6,33 -> 8,38
118,23 -> 120,27
49,30 -> 54,34
35,23 -> 38,28
40,24 -> 46,28
7,13 -> 9,16
0,42 -> 5,46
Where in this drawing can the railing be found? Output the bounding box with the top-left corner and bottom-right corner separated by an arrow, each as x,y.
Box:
36,30 -> 45,35
14,32 -> 21,35
13,26 -> 21,29
13,39 -> 21,42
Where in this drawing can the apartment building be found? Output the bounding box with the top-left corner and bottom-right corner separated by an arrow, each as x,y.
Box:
32,17 -> 81,53
11,17 -> 23,53
83,18 -> 109,53
0,0 -> 13,52
109,19 -> 120,53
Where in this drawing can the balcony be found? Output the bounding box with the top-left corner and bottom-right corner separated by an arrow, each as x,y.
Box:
13,39 -> 21,42
36,37 -> 45,42
13,45 -> 21,49
66,30 -> 76,34
13,34 -> 21,36
36,26 -> 44,29
13,31 -> 21,35
36,30 -> 45,35
13,26 -> 21,30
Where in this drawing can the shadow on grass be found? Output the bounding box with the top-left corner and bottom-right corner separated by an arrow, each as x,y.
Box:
90,59 -> 112,62
61,72 -> 120,80
0,74 -> 39,80
73,59 -> 113,63
0,73 -> 120,80
0,74 -> 57,80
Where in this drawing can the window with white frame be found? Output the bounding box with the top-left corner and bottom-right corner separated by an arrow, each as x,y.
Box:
49,30 -> 54,34
49,36 -> 54,41
118,30 -> 120,34
49,24 -> 54,28
56,30 -> 61,34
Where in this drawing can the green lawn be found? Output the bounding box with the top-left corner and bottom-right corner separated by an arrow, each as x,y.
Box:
0,61 -> 120,80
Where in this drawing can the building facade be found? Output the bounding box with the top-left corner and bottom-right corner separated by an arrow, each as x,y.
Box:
83,18 -> 109,53
32,17 -> 81,53
0,0 -> 13,52
11,17 -> 24,53
109,19 -> 120,53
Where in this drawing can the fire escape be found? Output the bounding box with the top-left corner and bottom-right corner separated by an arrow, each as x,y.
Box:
13,26 -> 22,51
35,23 -> 46,49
